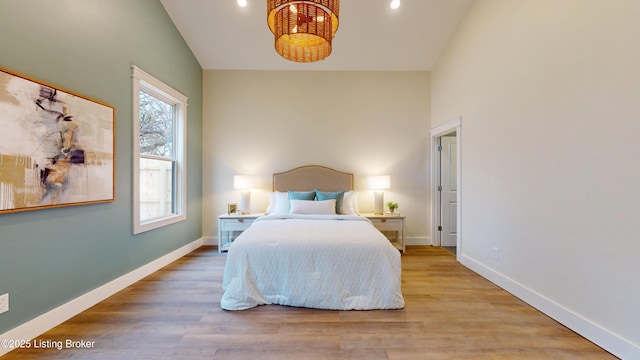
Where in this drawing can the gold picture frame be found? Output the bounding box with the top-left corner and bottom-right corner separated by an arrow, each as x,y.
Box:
228,203 -> 237,215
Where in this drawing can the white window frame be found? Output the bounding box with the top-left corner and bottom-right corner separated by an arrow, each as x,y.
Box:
132,65 -> 188,234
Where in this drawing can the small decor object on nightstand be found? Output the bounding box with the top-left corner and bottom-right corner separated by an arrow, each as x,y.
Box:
386,201 -> 398,214
227,203 -> 237,215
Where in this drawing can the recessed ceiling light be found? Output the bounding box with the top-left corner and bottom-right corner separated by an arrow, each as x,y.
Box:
390,0 -> 401,10
237,0 -> 248,7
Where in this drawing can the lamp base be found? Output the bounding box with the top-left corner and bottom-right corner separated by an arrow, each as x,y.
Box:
239,191 -> 251,215
374,191 -> 384,215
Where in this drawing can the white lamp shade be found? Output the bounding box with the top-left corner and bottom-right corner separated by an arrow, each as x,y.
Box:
367,175 -> 390,190
233,175 -> 256,190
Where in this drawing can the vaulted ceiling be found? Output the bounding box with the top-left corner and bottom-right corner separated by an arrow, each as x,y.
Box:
160,0 -> 471,71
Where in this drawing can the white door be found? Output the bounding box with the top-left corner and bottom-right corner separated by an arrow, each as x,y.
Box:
440,136 -> 457,247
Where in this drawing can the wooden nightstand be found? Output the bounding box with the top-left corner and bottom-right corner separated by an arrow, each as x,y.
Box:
363,213 -> 406,253
217,213 -> 263,253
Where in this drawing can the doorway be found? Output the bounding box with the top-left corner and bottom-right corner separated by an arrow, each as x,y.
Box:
430,117 -> 461,258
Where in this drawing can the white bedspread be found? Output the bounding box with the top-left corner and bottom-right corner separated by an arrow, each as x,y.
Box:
221,214 -> 405,311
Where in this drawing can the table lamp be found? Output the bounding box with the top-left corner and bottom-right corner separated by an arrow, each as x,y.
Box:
367,175 -> 390,215
234,175 -> 256,214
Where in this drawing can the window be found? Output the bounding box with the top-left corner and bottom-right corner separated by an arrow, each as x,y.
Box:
132,66 -> 187,234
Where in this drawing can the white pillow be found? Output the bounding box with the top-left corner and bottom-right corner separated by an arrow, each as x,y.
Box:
266,191 -> 291,214
351,191 -> 360,215
289,199 -> 336,215
266,192 -> 276,213
341,191 -> 360,215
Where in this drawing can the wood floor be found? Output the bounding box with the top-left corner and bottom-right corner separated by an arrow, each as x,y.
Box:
3,246 -> 615,359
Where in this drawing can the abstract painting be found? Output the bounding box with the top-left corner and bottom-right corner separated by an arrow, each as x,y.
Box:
0,67 -> 114,214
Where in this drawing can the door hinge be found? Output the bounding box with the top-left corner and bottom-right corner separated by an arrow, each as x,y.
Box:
437,185 -> 442,191
437,226 -> 442,231
437,145 -> 443,152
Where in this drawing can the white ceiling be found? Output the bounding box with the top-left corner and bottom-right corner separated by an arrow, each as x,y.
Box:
160,0 -> 471,71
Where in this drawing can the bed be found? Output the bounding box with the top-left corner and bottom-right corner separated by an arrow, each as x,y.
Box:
220,165 -> 405,311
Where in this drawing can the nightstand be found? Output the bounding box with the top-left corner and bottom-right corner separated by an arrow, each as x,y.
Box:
217,213 -> 263,253
363,213 -> 406,253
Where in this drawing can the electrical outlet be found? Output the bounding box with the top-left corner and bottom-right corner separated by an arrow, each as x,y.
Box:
0,293 -> 8,314
492,247 -> 499,260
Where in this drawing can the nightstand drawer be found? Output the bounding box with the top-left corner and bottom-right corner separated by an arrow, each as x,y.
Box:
218,213 -> 264,253
219,218 -> 255,231
369,218 -> 403,231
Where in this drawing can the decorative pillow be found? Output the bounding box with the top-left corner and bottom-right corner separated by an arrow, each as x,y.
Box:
341,191 -> 360,215
315,190 -> 344,214
289,199 -> 336,215
266,191 -> 291,214
288,190 -> 316,201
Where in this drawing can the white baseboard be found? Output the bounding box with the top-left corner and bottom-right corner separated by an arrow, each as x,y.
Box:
202,236 -> 216,246
459,254 -> 638,359
0,238 -> 204,357
405,236 -> 431,246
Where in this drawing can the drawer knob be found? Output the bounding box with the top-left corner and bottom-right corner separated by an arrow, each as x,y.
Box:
381,219 -> 387,223
237,219 -> 244,223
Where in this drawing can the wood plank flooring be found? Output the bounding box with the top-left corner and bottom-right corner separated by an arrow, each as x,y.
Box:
3,246 -> 615,359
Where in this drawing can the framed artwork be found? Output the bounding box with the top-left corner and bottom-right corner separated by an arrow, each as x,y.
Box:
228,203 -> 237,215
0,67 -> 115,214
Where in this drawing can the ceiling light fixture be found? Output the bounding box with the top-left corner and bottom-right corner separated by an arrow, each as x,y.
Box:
237,0 -> 248,7
267,0 -> 340,63
390,0 -> 400,10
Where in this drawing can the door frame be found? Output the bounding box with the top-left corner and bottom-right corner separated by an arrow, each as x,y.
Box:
430,116 -> 462,257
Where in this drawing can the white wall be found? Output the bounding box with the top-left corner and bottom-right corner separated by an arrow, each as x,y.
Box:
431,0 -> 640,358
203,70 -> 431,243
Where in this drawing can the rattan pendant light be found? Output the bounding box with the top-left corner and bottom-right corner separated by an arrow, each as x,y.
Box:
267,0 -> 340,62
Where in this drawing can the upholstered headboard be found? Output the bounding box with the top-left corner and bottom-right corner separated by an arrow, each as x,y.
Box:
273,165 -> 353,192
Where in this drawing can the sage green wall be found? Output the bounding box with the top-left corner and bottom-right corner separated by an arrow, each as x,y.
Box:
0,0 -> 203,334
